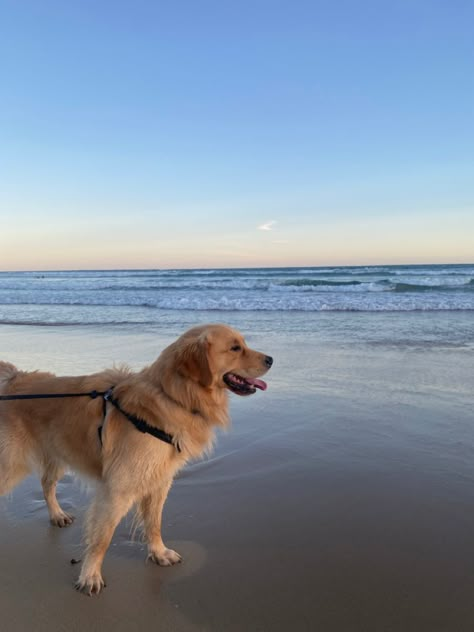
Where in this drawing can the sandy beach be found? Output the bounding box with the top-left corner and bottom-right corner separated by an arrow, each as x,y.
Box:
1,311 -> 474,631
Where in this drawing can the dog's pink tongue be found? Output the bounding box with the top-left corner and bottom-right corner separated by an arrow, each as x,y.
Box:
245,377 -> 267,391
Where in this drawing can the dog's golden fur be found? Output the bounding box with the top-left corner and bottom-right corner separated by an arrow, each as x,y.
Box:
0,324 -> 272,594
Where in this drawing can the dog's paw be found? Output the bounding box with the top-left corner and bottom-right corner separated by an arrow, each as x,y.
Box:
75,573 -> 106,596
50,510 -> 75,528
147,547 -> 182,567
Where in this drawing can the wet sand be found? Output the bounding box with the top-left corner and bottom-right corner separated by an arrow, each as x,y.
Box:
1,321 -> 474,631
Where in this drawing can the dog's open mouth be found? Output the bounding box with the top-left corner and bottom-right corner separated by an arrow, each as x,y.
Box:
223,373 -> 267,396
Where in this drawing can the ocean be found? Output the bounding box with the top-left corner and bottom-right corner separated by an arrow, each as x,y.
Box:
0,264 -> 472,363
0,263 -> 473,324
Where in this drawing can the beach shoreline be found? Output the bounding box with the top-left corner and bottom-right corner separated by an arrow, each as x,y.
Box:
1,308 -> 474,630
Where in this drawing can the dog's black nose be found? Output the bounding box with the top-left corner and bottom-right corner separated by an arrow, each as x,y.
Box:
264,355 -> 273,368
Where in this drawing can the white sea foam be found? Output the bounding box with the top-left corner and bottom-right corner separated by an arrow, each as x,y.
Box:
0,265 -> 472,323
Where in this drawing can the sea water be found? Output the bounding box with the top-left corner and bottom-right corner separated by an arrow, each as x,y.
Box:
0,264 -> 473,321
0,264 -> 472,370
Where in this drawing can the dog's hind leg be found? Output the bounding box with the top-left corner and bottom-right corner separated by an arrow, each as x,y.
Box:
41,462 -> 75,527
0,458 -> 30,496
0,430 -> 31,496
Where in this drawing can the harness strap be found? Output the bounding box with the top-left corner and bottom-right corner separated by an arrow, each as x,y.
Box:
0,388 -> 181,453
104,390 -> 181,452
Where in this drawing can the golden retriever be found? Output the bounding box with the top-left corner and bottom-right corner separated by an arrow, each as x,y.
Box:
0,324 -> 272,595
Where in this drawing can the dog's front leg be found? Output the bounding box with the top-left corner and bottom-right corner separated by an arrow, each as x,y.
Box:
141,481 -> 182,566
76,487 -> 133,595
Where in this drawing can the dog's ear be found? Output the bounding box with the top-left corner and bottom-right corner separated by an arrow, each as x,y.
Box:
178,335 -> 213,388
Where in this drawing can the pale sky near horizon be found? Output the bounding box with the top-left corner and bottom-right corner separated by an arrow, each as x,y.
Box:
1,0 -> 473,271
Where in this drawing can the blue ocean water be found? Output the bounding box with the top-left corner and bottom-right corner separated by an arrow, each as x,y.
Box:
0,264 -> 473,327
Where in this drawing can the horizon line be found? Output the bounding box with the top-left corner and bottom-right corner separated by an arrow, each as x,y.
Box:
1,261 -> 473,274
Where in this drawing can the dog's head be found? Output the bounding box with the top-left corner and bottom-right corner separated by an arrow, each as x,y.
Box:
174,324 -> 273,396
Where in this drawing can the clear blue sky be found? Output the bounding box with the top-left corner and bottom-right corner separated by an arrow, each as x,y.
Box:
1,0 -> 473,270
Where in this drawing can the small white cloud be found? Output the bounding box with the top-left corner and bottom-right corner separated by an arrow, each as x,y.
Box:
258,220 -> 276,231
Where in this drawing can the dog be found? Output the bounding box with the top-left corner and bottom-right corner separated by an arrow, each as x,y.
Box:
0,324 -> 272,595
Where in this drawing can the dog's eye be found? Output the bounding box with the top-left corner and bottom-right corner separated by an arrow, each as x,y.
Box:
230,345 -> 242,352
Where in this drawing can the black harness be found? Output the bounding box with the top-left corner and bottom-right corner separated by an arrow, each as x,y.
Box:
102,389 -> 180,451
0,388 -> 180,452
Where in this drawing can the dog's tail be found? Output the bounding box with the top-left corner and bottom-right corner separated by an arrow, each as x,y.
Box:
0,361 -> 18,392
0,361 -> 32,496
